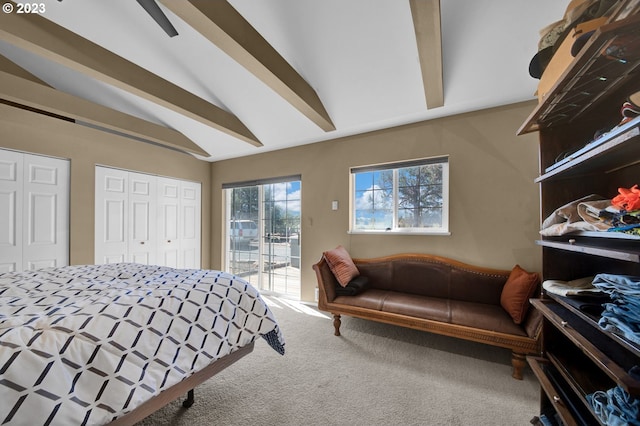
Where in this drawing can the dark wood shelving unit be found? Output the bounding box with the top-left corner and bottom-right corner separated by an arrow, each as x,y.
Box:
521,7 -> 640,425
518,13 -> 640,135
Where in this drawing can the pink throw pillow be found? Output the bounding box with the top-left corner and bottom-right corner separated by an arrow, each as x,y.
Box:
323,245 -> 359,287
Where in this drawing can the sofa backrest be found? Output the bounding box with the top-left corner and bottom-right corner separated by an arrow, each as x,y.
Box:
354,255 -> 510,306
450,266 -> 509,305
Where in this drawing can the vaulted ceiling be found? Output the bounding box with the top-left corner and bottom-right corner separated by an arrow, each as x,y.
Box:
0,0 -> 565,161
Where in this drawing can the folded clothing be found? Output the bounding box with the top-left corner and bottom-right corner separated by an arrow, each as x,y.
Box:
543,276 -> 601,296
588,382 -> 640,426
540,193 -> 640,236
335,275 -> 370,296
540,194 -> 610,236
593,274 -> 640,346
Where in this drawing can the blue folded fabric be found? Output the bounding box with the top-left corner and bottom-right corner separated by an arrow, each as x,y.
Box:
592,274 -> 640,344
587,385 -> 640,425
593,274 -> 640,297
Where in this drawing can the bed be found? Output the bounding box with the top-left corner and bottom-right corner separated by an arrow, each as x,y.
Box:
0,263 -> 285,425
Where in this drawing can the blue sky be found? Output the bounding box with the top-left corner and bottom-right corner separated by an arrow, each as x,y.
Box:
268,181 -> 301,214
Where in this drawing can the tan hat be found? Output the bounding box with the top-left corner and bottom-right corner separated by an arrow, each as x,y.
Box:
538,0 -> 598,50
529,0 -> 617,79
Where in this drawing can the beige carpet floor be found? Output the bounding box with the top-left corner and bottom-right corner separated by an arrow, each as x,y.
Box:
136,296 -> 539,425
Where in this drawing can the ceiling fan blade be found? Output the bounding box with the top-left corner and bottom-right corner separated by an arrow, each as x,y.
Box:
137,0 -> 178,37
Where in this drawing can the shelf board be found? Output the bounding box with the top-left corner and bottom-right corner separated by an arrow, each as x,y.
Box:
533,299 -> 640,395
535,117 -> 640,183
549,292 -> 640,357
518,13 -> 640,135
537,238 -> 640,263
527,357 -> 581,426
546,351 -> 607,425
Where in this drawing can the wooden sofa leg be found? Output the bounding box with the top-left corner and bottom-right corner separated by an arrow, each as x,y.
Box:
511,352 -> 525,380
333,314 -> 341,336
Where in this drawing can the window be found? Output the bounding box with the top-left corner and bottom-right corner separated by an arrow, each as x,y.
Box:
350,156 -> 449,234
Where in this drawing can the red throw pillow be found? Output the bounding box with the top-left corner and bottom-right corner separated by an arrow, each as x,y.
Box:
323,245 -> 359,287
500,265 -> 540,324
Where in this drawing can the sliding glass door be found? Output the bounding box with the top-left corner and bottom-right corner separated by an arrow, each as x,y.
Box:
262,181 -> 301,296
224,177 -> 300,298
226,185 -> 260,288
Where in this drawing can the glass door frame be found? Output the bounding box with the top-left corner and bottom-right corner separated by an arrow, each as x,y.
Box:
223,178 -> 301,299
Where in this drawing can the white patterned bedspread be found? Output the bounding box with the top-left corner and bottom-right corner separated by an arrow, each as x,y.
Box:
0,263 -> 285,425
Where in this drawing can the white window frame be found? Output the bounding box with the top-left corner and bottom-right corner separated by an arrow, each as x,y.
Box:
349,156 -> 450,235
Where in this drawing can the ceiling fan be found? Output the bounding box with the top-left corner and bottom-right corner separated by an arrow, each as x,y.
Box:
55,0 -> 178,37
136,0 -> 179,37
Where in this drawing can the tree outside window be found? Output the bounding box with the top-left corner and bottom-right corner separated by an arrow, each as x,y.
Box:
351,157 -> 448,233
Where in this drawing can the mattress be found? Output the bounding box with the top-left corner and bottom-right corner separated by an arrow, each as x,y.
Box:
0,263 -> 285,425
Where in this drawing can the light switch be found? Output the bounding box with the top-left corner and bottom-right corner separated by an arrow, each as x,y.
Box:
332,200 -> 338,210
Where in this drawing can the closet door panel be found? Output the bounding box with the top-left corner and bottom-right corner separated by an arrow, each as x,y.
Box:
0,151 -> 69,272
95,167 -> 129,264
0,150 -> 22,272
128,172 -> 156,265
157,177 -> 180,268
95,168 -> 201,268
105,200 -> 126,243
24,155 -> 64,265
24,192 -> 57,269
180,181 -> 201,269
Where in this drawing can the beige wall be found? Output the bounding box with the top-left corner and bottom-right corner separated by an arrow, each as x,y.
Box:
0,103 -> 212,267
1,99 -> 541,302
211,101 -> 542,302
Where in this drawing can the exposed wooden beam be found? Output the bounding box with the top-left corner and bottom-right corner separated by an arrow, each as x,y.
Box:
0,7 -> 262,147
0,54 -> 50,86
0,69 -> 210,157
159,0 -> 335,132
410,0 -> 444,109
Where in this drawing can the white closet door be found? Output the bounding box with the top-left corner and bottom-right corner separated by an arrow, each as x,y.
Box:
157,177 -> 180,268
128,172 -> 157,265
96,167 -> 200,268
95,167 -> 128,264
180,180 -> 201,269
0,149 -> 69,273
22,154 -> 70,270
0,150 -> 23,273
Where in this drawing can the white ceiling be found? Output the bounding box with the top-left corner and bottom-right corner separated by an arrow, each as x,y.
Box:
0,0 -> 566,161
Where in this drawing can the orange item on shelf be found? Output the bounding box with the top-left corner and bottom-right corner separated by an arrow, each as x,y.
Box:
612,184 -> 640,210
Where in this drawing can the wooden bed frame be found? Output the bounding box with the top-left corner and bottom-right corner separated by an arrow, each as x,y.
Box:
108,342 -> 255,425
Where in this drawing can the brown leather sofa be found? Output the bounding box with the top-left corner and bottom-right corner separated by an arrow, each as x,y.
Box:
312,252 -> 542,379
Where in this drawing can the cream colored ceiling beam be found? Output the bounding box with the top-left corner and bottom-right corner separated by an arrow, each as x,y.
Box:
0,54 -> 50,86
159,0 -> 335,132
410,0 -> 444,109
0,69 -> 210,157
0,7 -> 261,147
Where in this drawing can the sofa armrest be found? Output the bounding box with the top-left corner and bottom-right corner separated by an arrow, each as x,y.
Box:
312,256 -> 339,307
523,299 -> 543,342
